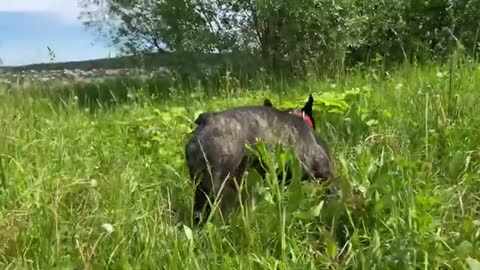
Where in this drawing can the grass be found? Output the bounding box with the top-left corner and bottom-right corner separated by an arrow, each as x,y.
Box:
1,59 -> 480,269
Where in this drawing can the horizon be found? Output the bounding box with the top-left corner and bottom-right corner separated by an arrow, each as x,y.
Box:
0,0 -> 117,66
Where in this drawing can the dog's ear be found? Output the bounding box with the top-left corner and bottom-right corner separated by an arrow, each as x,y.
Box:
301,94 -> 314,114
301,94 -> 316,129
264,98 -> 273,107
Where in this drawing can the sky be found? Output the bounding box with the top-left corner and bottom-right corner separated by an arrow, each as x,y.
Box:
0,0 -> 116,66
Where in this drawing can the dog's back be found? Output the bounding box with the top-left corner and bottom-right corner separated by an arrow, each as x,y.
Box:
187,105 -> 324,167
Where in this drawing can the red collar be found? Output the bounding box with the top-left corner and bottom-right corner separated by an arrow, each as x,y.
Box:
291,111 -> 314,128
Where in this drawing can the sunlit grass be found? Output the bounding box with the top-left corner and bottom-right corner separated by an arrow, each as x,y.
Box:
0,60 -> 480,269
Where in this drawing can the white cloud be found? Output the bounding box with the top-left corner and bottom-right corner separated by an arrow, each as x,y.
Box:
0,0 -> 82,23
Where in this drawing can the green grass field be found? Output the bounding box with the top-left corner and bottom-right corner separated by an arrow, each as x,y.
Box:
1,60 -> 480,269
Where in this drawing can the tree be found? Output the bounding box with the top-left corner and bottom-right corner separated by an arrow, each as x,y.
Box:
79,0 -> 480,72
79,0 -> 238,55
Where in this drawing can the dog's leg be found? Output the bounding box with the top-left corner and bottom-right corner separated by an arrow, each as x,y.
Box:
217,183 -> 238,221
193,177 -> 212,225
193,169 -> 228,225
208,156 -> 249,222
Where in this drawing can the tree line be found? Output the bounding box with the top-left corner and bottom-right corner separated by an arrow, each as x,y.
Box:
79,0 -> 480,74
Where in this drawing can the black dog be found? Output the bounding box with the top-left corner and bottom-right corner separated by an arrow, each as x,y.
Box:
185,95 -> 333,225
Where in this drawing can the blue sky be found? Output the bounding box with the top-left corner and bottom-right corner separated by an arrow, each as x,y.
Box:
0,0 -> 116,66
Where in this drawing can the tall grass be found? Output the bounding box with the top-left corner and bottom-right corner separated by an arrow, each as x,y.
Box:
0,60 -> 480,269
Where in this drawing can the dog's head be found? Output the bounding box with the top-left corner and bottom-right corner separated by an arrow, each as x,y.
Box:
264,95 -> 316,130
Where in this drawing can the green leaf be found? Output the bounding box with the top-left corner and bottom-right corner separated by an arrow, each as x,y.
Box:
310,201 -> 324,217
466,257 -> 480,270
317,92 -> 349,112
293,211 -> 313,220
325,234 -> 338,259
193,110 -> 205,121
151,136 -> 162,142
155,112 -> 172,124
344,87 -> 361,96
171,106 -> 187,115
383,110 -> 393,119
278,151 -> 286,166
265,191 -> 274,204
328,107 -> 346,114
246,170 -> 264,188
366,119 -> 379,126
183,225 -> 193,242
449,150 -> 466,179
456,240 -> 473,258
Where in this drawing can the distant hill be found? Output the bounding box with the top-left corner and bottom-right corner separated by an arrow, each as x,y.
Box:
0,52 -> 259,72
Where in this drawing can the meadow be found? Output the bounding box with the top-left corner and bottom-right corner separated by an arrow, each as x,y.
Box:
1,59 -> 480,269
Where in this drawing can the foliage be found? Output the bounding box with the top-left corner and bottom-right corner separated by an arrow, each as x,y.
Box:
80,0 -> 480,73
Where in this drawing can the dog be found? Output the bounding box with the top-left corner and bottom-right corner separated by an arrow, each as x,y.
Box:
185,95 -> 333,225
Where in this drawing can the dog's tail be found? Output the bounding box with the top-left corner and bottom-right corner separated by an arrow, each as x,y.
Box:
264,98 -> 273,107
194,112 -> 213,126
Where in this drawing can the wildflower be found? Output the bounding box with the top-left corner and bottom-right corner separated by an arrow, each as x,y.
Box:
90,179 -> 98,188
101,223 -> 114,235
436,71 -> 445,78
